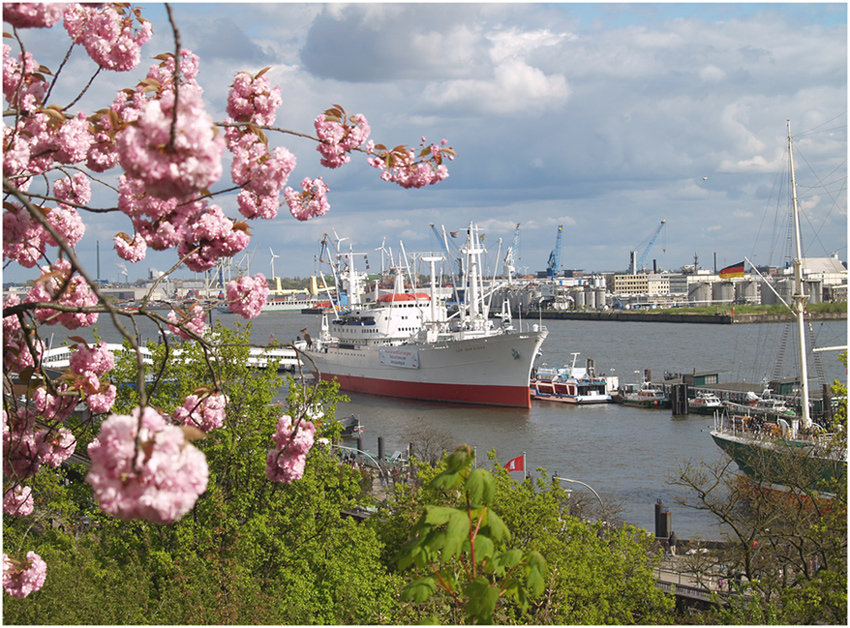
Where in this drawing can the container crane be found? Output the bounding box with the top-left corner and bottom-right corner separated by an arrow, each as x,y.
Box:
547,225 -> 563,278
631,219 -> 666,274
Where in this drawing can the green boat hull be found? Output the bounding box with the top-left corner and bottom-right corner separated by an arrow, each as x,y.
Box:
711,430 -> 847,490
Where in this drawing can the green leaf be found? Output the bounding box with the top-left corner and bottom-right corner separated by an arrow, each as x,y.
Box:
442,511 -> 469,559
495,548 -> 523,571
483,509 -> 510,543
402,577 -> 436,603
465,468 -> 496,505
463,577 -> 500,624
424,506 -> 459,526
472,534 -> 494,561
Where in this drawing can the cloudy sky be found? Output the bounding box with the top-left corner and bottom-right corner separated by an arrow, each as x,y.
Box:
7,2 -> 847,283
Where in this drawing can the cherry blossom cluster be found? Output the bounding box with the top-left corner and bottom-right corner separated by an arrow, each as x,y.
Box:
265,415 -> 316,484
3,3 -> 66,29
23,258 -> 98,329
86,407 -> 209,524
284,177 -> 330,222
3,173 -> 87,268
3,485 -> 34,517
167,304 -> 207,340
2,45 -> 48,114
226,69 -> 281,126
63,3 -> 152,73
225,71 -> 292,220
314,106 -> 371,169
65,341 -> 117,414
2,552 -> 47,599
173,392 -> 227,433
366,137 -> 455,189
225,273 -> 269,318
3,408 -> 76,482
2,294 -> 45,373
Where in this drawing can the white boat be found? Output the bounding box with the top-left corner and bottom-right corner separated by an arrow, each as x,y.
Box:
530,353 -> 614,404
688,391 -> 723,414
303,224 -> 548,408
710,122 -> 846,489
623,383 -> 669,409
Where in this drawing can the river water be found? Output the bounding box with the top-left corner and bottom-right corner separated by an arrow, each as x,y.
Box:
48,310 -> 846,540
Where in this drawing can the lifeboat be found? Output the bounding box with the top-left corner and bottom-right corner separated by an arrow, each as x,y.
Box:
376,292 -> 431,302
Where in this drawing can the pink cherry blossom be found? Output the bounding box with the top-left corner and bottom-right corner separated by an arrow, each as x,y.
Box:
53,172 -> 92,207
44,206 -> 85,248
35,428 -> 76,467
172,393 -> 227,432
3,408 -> 41,480
63,3 -> 152,72
226,128 -> 296,220
314,109 -> 370,169
3,485 -> 34,517
2,45 -> 48,113
85,383 -> 117,414
69,341 -> 115,377
3,203 -> 47,268
117,90 -> 224,200
366,137 -> 454,189
2,551 -> 47,598
167,304 -> 206,340
265,415 -> 315,484
3,3 -> 66,28
24,259 -> 99,329
86,407 -> 209,524
227,70 -> 282,126
226,273 -> 269,318
176,202 -> 250,272
284,177 -> 330,222
3,2 -> 67,28
114,232 -> 147,262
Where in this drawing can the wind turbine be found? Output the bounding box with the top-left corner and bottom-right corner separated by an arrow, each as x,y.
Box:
269,247 -> 280,280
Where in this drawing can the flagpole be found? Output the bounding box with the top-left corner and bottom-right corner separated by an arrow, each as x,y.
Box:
523,452 -> 527,480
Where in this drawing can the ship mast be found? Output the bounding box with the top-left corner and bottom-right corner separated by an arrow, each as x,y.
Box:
788,120 -> 812,431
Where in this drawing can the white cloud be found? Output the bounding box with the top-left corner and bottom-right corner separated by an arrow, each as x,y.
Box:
426,59 -> 570,115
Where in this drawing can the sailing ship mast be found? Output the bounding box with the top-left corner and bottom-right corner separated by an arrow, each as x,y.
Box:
788,120 -> 812,431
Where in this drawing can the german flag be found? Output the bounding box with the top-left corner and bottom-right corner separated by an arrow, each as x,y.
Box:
719,261 -> 745,278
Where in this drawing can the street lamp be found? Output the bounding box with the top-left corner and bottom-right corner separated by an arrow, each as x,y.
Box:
553,476 -> 604,509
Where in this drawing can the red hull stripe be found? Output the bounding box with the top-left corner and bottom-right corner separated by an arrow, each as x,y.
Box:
316,372 -> 531,408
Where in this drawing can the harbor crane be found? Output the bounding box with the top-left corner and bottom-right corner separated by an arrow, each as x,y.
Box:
547,225 -> 563,278
502,222 -> 521,281
630,219 -> 666,274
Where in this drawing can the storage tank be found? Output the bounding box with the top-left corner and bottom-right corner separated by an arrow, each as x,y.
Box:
688,282 -> 711,304
595,289 -> 607,310
573,289 -> 586,308
712,281 -> 734,303
736,280 -> 759,303
804,280 -> 823,304
586,289 -> 597,309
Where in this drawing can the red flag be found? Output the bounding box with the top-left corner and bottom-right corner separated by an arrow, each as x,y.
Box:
719,261 -> 745,278
504,454 -> 524,472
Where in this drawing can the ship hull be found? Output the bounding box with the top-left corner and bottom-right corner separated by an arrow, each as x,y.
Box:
306,330 -> 547,408
710,430 -> 846,488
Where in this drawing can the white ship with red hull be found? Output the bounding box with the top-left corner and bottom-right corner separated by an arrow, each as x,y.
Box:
304,224 -> 548,408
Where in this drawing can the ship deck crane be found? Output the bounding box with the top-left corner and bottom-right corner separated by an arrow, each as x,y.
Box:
503,222 -> 521,281
632,219 -> 666,274
547,225 -> 563,278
